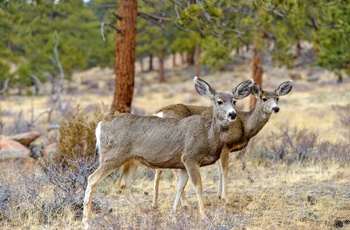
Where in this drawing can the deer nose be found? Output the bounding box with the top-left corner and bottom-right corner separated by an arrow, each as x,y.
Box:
228,112 -> 237,120
273,107 -> 280,113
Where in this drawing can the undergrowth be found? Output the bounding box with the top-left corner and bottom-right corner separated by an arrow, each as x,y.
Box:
0,105 -> 349,229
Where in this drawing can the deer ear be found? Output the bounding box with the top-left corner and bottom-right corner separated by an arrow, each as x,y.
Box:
251,82 -> 262,98
194,76 -> 216,100
275,80 -> 293,96
232,79 -> 254,100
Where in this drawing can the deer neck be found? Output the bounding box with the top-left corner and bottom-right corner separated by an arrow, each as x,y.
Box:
241,100 -> 271,139
208,116 -> 229,147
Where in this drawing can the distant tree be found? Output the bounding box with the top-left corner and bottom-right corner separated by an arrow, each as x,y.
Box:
314,1 -> 350,83
0,0 -> 107,94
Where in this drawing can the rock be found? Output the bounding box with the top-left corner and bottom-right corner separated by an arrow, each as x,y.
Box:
7,131 -> 40,147
0,135 -> 31,158
307,74 -> 319,82
0,150 -> 26,159
30,145 -> 43,159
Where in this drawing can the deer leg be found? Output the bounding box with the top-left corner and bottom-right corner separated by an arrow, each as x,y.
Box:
183,160 -> 207,218
83,164 -> 116,229
117,161 -> 147,214
152,169 -> 163,208
216,160 -> 223,199
172,169 -> 188,207
171,169 -> 189,214
218,147 -> 230,201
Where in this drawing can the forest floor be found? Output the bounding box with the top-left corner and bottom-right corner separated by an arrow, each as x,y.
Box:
0,60 -> 350,229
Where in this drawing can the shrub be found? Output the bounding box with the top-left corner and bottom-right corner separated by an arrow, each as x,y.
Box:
244,124 -> 350,165
38,106 -> 106,220
41,106 -> 105,171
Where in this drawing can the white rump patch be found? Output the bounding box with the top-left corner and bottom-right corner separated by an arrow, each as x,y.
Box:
153,112 -> 164,118
95,122 -> 102,153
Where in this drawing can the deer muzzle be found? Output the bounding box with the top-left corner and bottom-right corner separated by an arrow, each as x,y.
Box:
228,111 -> 237,121
273,107 -> 280,113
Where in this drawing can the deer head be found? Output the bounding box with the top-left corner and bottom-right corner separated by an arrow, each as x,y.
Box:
194,77 -> 254,127
251,80 -> 293,115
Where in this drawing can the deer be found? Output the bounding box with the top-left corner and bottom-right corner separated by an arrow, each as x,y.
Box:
151,80 -> 293,210
82,77 -> 255,228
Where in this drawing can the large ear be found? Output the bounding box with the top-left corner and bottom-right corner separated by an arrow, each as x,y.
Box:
194,76 -> 216,99
251,82 -> 262,98
232,79 -> 254,100
275,80 -> 293,96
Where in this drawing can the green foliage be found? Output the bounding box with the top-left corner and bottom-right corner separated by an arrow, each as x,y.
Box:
0,0 -> 114,90
200,35 -> 231,70
315,2 -> 350,72
0,61 -> 11,82
16,64 -> 31,85
1,0 -> 349,88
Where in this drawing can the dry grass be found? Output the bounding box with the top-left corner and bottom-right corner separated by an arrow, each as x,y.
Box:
1,160 -> 349,229
0,61 -> 349,229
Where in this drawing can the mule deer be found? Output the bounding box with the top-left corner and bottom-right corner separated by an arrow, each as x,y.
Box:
152,80 -> 293,210
82,77 -> 254,228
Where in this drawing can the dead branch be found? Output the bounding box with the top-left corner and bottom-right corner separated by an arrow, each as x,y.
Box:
311,6 -> 335,29
29,109 -> 52,127
111,11 -> 122,20
137,12 -> 171,22
29,74 -> 43,95
100,22 -> 121,41
47,31 -> 65,122
47,124 -> 60,132
0,78 -> 10,94
321,0 -> 342,6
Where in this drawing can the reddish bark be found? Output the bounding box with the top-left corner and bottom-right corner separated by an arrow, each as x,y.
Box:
186,52 -> 194,65
250,45 -> 264,110
295,40 -> 302,57
110,0 -> 138,115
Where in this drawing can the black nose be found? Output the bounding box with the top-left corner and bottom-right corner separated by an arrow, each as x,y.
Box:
229,112 -> 237,119
273,107 -> 280,113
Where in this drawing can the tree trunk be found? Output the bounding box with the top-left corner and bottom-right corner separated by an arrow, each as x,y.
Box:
187,52 -> 194,65
194,45 -> 201,76
149,54 -> 153,71
295,40 -> 302,58
139,59 -> 144,72
180,52 -> 186,65
250,44 -> 264,110
110,0 -> 137,115
158,49 -> 165,83
172,53 -> 176,68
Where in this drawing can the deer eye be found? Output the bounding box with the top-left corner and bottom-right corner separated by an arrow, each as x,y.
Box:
233,100 -> 237,105
276,98 -> 279,102
217,100 -> 223,105
262,98 -> 267,102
